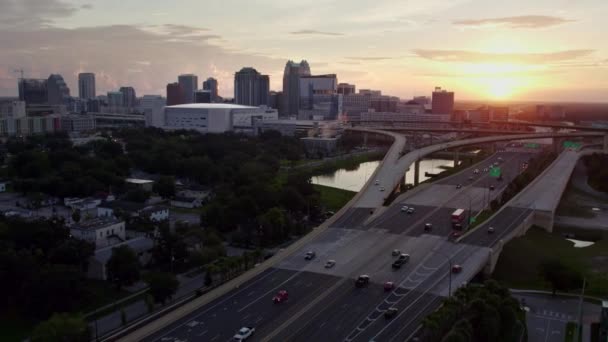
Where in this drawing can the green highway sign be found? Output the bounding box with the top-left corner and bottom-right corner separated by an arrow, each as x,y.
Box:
524,143 -> 540,149
563,141 -> 582,149
489,167 -> 501,177
470,217 -> 476,224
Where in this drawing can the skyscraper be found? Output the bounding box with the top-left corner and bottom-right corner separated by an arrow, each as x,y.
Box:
234,67 -> 269,106
194,90 -> 212,103
19,79 -> 48,104
203,77 -> 219,102
431,87 -> 454,115
166,82 -> 184,106
282,60 -> 310,116
107,91 -> 124,109
78,73 -> 96,99
178,74 -> 198,104
47,74 -> 70,105
119,86 -> 137,108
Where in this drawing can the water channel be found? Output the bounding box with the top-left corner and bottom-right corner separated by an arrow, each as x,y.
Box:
311,158 -> 455,192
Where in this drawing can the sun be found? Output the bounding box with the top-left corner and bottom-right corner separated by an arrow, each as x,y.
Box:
487,78 -> 515,99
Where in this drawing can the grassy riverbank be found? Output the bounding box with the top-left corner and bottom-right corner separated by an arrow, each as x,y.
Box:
314,185 -> 357,212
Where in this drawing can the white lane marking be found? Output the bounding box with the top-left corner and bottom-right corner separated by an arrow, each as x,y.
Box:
543,318 -> 552,342
198,330 -> 208,336
237,271 -> 303,313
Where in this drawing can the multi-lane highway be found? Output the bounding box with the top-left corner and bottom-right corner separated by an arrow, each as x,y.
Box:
137,150 -> 539,342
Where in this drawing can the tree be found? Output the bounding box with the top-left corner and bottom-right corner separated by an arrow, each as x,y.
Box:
125,188 -> 151,203
539,259 -> 583,295
31,313 -> 90,342
153,176 -> 176,198
71,209 -> 81,223
145,272 -> 179,304
106,245 -> 140,289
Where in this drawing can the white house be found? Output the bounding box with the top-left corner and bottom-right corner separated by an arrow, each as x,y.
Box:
97,201 -> 169,222
87,237 -> 154,280
70,218 -> 126,249
0,181 -> 9,192
140,205 -> 170,222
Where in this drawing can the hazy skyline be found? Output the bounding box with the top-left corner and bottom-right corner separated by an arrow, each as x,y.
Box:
1,0 -> 607,102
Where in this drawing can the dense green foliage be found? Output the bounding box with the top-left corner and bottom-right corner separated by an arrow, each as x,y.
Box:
498,152 -> 557,206
583,153 -> 608,193
539,258 -> 584,295
106,245 -> 140,289
0,217 -> 96,320
419,280 -> 526,342
31,313 -> 90,342
144,272 -> 179,304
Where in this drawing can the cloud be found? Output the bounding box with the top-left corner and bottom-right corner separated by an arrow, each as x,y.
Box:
412,49 -> 594,64
345,56 -> 393,61
453,15 -> 574,29
81,4 -> 93,10
290,29 -> 343,36
0,0 -> 81,29
162,24 -> 210,36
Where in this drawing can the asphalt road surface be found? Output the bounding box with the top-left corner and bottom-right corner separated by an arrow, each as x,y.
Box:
141,151 -> 541,342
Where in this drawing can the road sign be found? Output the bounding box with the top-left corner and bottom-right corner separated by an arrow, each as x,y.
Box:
563,141 -> 582,149
490,167 -> 501,177
470,217 -> 476,224
524,143 -> 540,149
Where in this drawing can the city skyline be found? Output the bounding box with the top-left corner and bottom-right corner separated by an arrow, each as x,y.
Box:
1,0 -> 607,102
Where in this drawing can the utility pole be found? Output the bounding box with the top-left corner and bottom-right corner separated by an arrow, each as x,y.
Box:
576,277 -> 586,342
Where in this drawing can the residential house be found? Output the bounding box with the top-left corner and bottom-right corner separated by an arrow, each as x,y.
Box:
170,196 -> 203,209
97,201 -> 169,222
87,236 -> 154,280
70,218 -> 126,249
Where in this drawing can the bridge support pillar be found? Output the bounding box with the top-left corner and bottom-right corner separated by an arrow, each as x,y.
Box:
414,159 -> 420,186
363,133 -> 368,147
604,134 -> 608,151
453,149 -> 460,168
553,137 -> 562,154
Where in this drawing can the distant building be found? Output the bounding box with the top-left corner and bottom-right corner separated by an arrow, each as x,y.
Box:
359,111 -> 451,128
19,78 -> 48,104
467,107 -> 490,122
298,74 -> 339,120
337,83 -> 356,95
431,87 -> 454,115
178,74 -> 198,104
97,201 -> 169,222
166,82 -> 184,106
0,114 -> 63,136
139,95 -> 166,127
170,196 -> 203,209
164,103 -> 278,134
70,218 -> 126,249
106,91 -> 124,113
47,74 -> 70,105
489,106 -> 509,122
282,60 -> 311,116
370,97 -> 398,113
359,89 -> 382,96
202,77 -> 219,102
125,178 -> 154,191
253,119 -> 342,137
61,114 -> 96,132
195,90 -> 212,104
78,73 -> 96,99
91,112 -> 145,129
412,96 -> 430,106
0,100 -> 26,119
119,86 -> 137,108
234,67 -> 269,106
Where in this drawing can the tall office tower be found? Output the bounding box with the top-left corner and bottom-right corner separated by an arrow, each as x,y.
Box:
166,82 -> 184,106
234,67 -> 270,106
337,83 -> 356,95
107,91 -> 124,109
431,86 -> 454,115
203,77 -> 219,102
282,60 -> 311,116
47,74 -> 71,105
119,86 -> 137,108
19,78 -> 48,104
78,73 -> 96,99
178,74 -> 198,104
140,95 -> 166,128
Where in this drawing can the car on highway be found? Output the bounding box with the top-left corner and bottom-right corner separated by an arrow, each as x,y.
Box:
398,253 -> 410,262
468,176 -> 474,181
384,307 -> 399,319
392,258 -> 406,269
483,168 -> 488,172
325,260 -> 336,268
487,227 -> 495,234
451,265 -> 463,273
474,169 -> 479,174
424,223 -> 432,231
407,207 -> 415,214
380,186 -> 385,192
489,185 -> 495,191
456,184 -> 462,189
304,251 -> 316,260
494,162 -> 499,166
392,249 -> 400,256
233,327 -> 255,341
374,179 -> 380,185
272,290 -> 289,303
384,281 -> 395,291
355,275 -> 370,288
400,205 -> 409,212
451,230 -> 462,239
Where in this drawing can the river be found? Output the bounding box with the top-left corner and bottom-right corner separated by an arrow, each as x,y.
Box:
311,158 -> 455,192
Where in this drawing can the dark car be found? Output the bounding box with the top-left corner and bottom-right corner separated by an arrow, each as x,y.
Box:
424,223 -> 432,231
456,184 -> 462,189
355,275 -> 370,288
489,185 -> 495,191
392,259 -> 405,269
384,307 -> 398,319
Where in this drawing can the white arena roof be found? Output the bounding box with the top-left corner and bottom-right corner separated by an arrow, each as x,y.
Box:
165,103 -> 258,110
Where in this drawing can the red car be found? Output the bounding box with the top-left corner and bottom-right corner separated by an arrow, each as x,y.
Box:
273,290 -> 288,303
384,281 -> 395,291
451,265 -> 463,274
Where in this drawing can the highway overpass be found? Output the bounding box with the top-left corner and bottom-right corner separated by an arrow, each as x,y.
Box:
118,129 -> 605,342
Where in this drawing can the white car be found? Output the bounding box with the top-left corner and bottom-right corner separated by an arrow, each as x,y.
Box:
374,180 -> 380,185
380,186 -> 385,192
400,205 -> 409,212
233,327 -> 255,341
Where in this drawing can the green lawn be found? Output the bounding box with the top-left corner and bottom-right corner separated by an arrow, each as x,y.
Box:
492,227 -> 608,297
314,184 -> 356,212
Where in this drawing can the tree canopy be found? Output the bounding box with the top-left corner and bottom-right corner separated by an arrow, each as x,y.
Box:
106,245 -> 140,289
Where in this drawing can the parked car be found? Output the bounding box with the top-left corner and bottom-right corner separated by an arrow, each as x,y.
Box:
398,253 -> 410,262
392,258 -> 406,269
325,260 -> 336,268
400,206 -> 409,212
304,251 -> 316,260
424,223 -> 432,231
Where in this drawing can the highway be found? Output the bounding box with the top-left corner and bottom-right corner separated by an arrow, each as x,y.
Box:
138,150 -> 537,342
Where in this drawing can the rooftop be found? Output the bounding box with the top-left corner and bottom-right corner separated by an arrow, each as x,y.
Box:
165,103 -> 258,110
71,217 -> 122,231
125,178 -> 154,184
94,237 -> 154,263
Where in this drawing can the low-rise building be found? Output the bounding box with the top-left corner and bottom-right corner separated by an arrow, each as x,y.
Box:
97,201 -> 169,221
87,237 -> 154,280
170,196 -> 203,209
125,178 -> 154,192
0,180 -> 9,192
70,218 -> 126,249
